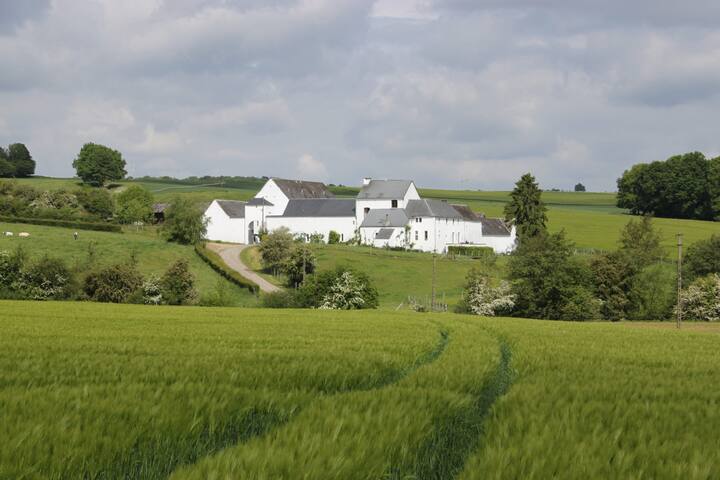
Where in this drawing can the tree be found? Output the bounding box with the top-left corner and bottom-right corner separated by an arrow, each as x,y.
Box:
7,143 -> 35,177
162,196 -> 207,245
319,271 -> 372,310
618,215 -> 665,268
259,227 -> 294,275
0,147 -> 15,177
574,183 -> 586,192
457,268 -> 515,316
710,156 -> 720,220
160,259 -> 197,305
507,230 -> 595,320
76,187 -> 114,219
116,185 -> 153,224
684,234 -> 720,282
283,244 -> 316,287
73,143 -> 126,187
504,173 -> 547,240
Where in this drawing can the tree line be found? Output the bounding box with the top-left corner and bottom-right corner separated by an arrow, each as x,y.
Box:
617,152 -> 720,220
0,143 -> 35,178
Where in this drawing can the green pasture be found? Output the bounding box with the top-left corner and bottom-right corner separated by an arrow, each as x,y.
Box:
2,301 -> 719,478
0,222 -> 257,306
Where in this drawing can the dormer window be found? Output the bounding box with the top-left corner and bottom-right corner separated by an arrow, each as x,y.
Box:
391,200 -> 398,208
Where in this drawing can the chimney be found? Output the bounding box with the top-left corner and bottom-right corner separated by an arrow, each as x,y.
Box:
362,177 -> 372,186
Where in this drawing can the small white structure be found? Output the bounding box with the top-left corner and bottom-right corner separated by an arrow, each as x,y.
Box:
203,176 -> 517,254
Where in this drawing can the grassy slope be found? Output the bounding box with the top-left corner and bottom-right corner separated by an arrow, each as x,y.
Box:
12,177 -> 720,254
0,222 -> 257,306
2,301 -> 719,478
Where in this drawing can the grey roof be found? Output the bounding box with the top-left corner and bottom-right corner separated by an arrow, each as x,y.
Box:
277,199 -> 355,217
406,199 -> 463,219
246,197 -> 274,206
216,200 -> 246,218
451,204 -> 480,221
360,208 -> 409,228
152,203 -> 169,214
481,217 -> 512,236
375,228 -> 396,240
357,180 -> 414,200
272,178 -> 334,199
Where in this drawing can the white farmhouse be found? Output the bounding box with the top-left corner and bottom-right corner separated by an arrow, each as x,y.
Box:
204,177 -> 516,254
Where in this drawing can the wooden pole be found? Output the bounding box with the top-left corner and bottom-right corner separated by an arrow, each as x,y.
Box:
677,233 -> 683,329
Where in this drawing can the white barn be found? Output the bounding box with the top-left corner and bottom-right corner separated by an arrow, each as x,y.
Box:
204,177 -> 517,254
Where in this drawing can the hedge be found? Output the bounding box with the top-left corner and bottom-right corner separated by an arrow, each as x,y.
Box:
194,243 -> 260,294
0,216 -> 122,233
447,245 -> 495,259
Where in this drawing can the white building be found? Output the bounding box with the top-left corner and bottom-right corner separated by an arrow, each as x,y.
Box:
204,177 -> 516,254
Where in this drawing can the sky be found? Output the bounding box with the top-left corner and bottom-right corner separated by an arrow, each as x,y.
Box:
1,0 -> 720,191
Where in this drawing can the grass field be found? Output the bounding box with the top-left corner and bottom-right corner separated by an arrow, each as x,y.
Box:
13,177 -> 720,255
0,222 -> 257,306
2,301 -> 719,478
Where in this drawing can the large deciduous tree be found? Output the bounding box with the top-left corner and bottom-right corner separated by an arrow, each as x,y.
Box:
162,196 -> 207,245
0,147 -> 14,177
7,143 -> 35,177
116,185 -> 154,224
73,143 -> 126,187
504,173 -> 548,240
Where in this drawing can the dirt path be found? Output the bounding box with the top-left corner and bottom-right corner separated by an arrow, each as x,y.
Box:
205,243 -> 281,294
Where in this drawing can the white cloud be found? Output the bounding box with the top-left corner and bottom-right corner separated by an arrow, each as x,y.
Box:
133,125 -> 184,154
296,153 -> 328,180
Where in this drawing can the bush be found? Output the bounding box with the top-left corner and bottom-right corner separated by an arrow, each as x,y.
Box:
161,259 -> 197,305
76,188 -> 114,219
677,274 -> 720,321
319,271 -> 373,310
259,227 -> 294,275
198,279 -> 235,307
162,196 -> 207,245
627,264 -> 676,320
140,275 -> 163,305
684,234 -> 720,282
194,244 -> 259,294
558,287 -> 602,321
328,230 -> 341,244
83,262 -> 143,303
297,267 -> 378,309
261,290 -> 300,308
456,269 -> 515,316
20,256 -> 75,300
283,244 -> 316,287
116,185 -> 153,224
447,245 -> 495,259
0,216 -> 122,232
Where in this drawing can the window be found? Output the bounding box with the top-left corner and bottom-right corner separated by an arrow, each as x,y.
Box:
416,217 -> 422,223
391,199 -> 398,208
424,231 -> 428,241
364,207 -> 370,214
415,231 -> 418,241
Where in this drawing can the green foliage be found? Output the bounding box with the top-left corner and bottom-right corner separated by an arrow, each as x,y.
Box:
456,268 -> 515,316
508,231 -> 594,320
574,183 -> 586,192
0,247 -> 26,295
678,274 -> 720,321
447,245 -> 496,260
618,215 -> 665,267
328,230 -> 341,244
73,143 -> 126,187
6,143 -> 35,177
161,259 -> 197,305
283,244 -> 316,287
628,264 -> 676,320
75,187 -> 114,219
194,244 -> 259,294
710,156 -> 720,220
259,227 -> 294,274
19,256 -> 75,300
83,261 -> 143,303
162,196 -> 207,245
116,185 -> 154,224
0,147 -> 14,177
617,152 -> 717,220
0,215 -> 121,232
198,279 -> 236,307
297,266 -> 379,309
590,251 -> 636,320
557,286 -> 602,321
261,290 -> 300,308
684,234 -> 720,282
504,173 -> 547,240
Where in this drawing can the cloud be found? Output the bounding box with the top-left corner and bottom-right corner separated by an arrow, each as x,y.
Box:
134,125 -> 184,154
296,154 -> 328,181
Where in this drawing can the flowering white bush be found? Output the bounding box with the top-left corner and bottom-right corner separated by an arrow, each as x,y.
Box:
142,275 -> 163,305
320,271 -> 366,310
465,277 -> 516,316
677,274 -> 720,322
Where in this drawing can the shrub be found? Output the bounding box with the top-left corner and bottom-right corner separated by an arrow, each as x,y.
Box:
298,267 -> 378,309
283,244 -> 316,287
558,287 -> 602,321
684,234 -> 720,282
20,256 -> 75,300
259,227 -> 294,275
83,262 -> 144,303
194,244 -> 259,293
457,270 -> 515,316
116,185 -> 153,224
76,188 -> 114,219
162,196 -> 207,245
141,274 -> 163,305
328,230 -> 341,244
308,232 -> 324,244
198,279 -> 235,307
677,274 -> 720,321
319,271 -> 371,310
0,216 -> 122,232
627,264 -> 676,320
161,259 -> 197,305
261,290 -> 300,308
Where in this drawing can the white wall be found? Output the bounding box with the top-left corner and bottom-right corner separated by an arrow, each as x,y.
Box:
265,216 -> 357,243
360,226 -> 408,248
405,217 -> 463,253
356,199 -> 393,225
462,221 -> 484,244
254,179 -> 289,216
404,183 -> 421,202
204,201 -> 247,243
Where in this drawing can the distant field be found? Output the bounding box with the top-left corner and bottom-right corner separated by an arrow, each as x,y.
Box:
0,222 -> 257,306
2,301 -> 719,478
11,177 -> 720,254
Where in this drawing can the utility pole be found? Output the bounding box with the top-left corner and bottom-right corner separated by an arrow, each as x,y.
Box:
431,253 -> 437,311
677,233 -> 683,329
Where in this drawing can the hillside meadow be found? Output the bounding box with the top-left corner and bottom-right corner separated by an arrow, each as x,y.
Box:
12,177 -> 720,255
1,300 -> 719,478
0,222 -> 257,306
